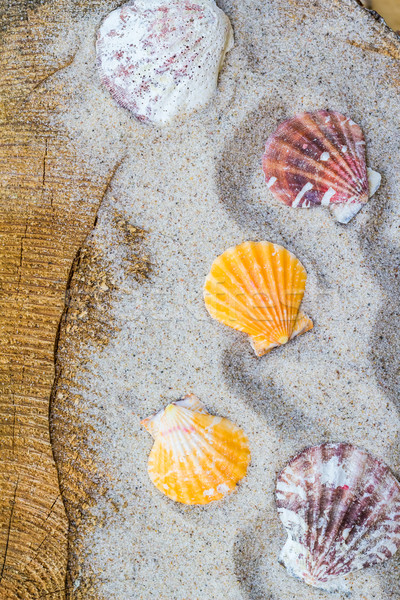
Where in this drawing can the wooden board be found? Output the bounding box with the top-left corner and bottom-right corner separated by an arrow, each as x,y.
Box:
0,1 -> 120,597
372,0 -> 400,30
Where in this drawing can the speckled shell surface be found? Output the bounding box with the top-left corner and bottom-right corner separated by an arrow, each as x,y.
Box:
262,111 -> 381,223
96,0 -> 233,124
204,241 -> 313,356
141,395 -> 250,505
276,443 -> 400,592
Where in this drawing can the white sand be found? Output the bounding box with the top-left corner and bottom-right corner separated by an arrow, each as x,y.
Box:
49,0 -> 400,598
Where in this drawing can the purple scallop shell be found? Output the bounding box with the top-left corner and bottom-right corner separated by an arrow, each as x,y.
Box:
276,443 -> 400,591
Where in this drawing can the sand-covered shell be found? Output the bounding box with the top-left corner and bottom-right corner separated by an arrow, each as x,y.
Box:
141,394 -> 250,505
276,443 -> 400,592
262,111 -> 381,224
204,241 -> 313,357
96,0 -> 233,125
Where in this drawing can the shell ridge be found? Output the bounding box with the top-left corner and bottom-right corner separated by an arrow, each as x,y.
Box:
302,451 -> 318,573
312,446 -> 350,572
208,254 -> 277,334
337,116 -> 365,183
321,113 -> 363,184
339,115 -> 368,186
266,160 -> 364,204
168,426 -> 198,503
311,444 -> 367,576
268,130 -> 361,199
205,273 -> 272,336
230,244 -> 280,332
191,419 -> 247,479
256,243 -> 293,342
251,243 -> 285,335
312,450 -> 367,575
315,112 -> 366,189
166,415 -> 209,503
310,443 -> 325,567
281,246 -> 303,336
302,113 -> 363,188
257,243 -> 289,340
268,243 -> 290,337
326,475 -> 400,576
207,247 -> 284,339
264,243 -> 298,341
174,424 -> 207,502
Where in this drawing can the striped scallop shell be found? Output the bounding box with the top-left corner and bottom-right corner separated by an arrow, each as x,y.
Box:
96,0 -> 233,124
141,394 -> 250,505
262,111 -> 381,223
204,241 -> 313,357
276,443 -> 400,592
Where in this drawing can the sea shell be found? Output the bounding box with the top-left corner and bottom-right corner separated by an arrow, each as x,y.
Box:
141,394 -> 250,504
96,0 -> 234,125
262,111 -> 381,224
276,443 -> 400,592
203,241 -> 313,357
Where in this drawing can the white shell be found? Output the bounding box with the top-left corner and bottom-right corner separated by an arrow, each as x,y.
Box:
96,0 -> 234,124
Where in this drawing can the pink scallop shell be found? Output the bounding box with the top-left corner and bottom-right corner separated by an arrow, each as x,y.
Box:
276,443 -> 400,591
262,111 -> 369,209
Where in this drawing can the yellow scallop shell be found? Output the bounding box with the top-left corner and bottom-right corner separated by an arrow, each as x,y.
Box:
204,241 -> 313,356
141,395 -> 250,505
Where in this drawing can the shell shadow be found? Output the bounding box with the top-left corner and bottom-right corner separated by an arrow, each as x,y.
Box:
217,97 -> 291,241
221,341 -> 329,445
360,231 -> 400,412
359,186 -> 400,411
358,186 -> 400,595
378,550 -> 400,598
233,515 -> 278,600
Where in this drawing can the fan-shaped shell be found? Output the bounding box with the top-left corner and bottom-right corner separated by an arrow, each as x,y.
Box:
141,395 -> 250,505
262,111 -> 381,223
96,0 -> 233,124
204,241 -> 313,356
276,443 -> 400,592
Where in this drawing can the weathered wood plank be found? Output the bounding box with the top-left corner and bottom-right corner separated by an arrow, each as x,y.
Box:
0,2 -> 116,597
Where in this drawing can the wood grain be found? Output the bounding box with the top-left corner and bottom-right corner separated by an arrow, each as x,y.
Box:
0,2 -> 117,598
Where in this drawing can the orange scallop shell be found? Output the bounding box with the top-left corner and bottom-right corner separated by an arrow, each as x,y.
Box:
141,395 -> 250,505
204,241 -> 313,356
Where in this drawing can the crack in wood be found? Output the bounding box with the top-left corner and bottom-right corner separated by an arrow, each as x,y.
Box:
0,476 -> 19,585
27,52 -> 78,100
348,38 -> 400,59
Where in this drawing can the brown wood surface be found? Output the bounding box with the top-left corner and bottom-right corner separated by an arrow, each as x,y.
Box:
0,2 -> 118,598
372,0 -> 400,30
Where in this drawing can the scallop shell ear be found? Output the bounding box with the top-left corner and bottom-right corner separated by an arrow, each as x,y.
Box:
96,0 -> 234,125
204,241 -> 313,357
262,111 -> 381,223
330,167 -> 382,224
141,396 -> 250,505
141,394 -> 208,438
276,443 -> 400,592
